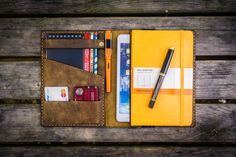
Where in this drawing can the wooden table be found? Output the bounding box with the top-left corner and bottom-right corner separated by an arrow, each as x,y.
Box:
0,1 -> 236,156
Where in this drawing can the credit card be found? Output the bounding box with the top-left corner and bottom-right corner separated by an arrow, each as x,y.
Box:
74,86 -> 99,101
45,87 -> 69,101
83,32 -> 90,71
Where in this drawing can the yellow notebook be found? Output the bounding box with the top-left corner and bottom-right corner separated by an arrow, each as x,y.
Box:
131,30 -> 194,126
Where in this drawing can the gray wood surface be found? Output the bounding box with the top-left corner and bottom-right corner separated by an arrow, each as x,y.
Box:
0,0 -> 235,15
196,61 -> 236,99
0,146 -> 236,157
0,17 -> 235,57
0,61 -> 40,99
1,61 -> 236,100
0,103 -> 235,143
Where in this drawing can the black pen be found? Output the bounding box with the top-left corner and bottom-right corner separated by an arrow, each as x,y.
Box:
149,47 -> 175,108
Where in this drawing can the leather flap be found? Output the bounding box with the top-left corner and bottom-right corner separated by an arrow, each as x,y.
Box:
45,39 -> 105,48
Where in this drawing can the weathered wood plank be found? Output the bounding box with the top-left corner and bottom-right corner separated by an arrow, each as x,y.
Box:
0,61 -> 40,99
196,61 -> 236,99
0,17 -> 235,56
1,61 -> 236,99
0,0 -> 235,15
0,146 -> 235,157
0,103 -> 235,143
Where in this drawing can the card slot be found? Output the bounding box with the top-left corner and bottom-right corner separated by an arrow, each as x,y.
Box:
42,101 -> 103,126
44,47 -> 105,77
43,58 -> 104,78
42,59 -> 105,126
97,49 -> 105,77
45,39 -> 104,48
43,59 -> 104,100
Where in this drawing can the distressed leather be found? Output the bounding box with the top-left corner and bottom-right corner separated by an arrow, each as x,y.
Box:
41,31 -> 105,126
41,30 -> 131,127
45,39 -> 105,49
41,59 -> 105,126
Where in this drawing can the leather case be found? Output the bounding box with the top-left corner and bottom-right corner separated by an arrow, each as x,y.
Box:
41,30 -> 130,127
41,30 -> 195,127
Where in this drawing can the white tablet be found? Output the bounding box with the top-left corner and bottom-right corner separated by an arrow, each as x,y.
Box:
116,34 -> 130,122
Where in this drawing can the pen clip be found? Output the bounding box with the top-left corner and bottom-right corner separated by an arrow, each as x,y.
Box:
105,51 -> 112,59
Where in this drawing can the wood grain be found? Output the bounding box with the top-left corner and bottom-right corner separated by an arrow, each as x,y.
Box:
0,0 -> 235,15
0,146 -> 236,157
1,61 -> 236,99
0,61 -> 40,99
196,61 -> 236,99
0,17 -> 235,56
0,103 -> 235,143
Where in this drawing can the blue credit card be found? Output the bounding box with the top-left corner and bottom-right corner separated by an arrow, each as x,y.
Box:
119,43 -> 130,114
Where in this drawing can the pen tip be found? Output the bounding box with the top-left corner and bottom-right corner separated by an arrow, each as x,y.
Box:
170,47 -> 175,50
149,100 -> 155,108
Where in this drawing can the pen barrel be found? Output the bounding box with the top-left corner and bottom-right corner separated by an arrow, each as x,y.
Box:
106,39 -> 112,49
149,48 -> 174,108
149,75 -> 165,108
152,75 -> 165,99
106,59 -> 111,92
160,48 -> 174,74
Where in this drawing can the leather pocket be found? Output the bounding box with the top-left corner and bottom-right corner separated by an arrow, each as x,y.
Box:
42,101 -> 103,126
41,59 -> 105,126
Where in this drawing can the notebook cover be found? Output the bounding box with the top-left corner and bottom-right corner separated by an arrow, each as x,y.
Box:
130,30 -> 195,126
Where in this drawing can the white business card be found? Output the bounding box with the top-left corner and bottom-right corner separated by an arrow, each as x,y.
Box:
45,87 -> 69,101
